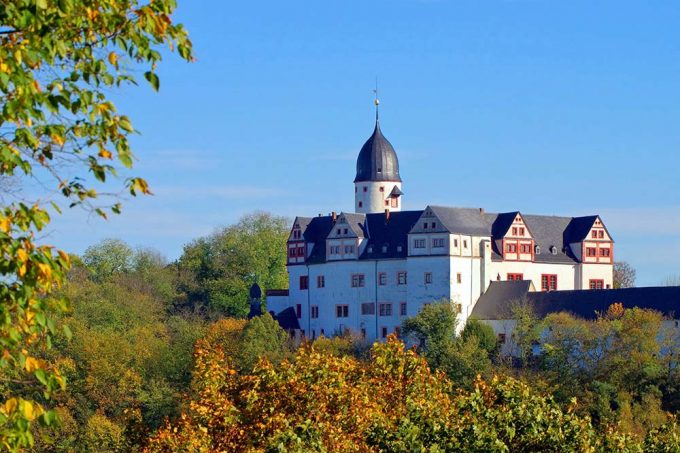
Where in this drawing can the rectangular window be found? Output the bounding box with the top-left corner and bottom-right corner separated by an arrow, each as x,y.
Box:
431,222 -> 436,228
423,222 -> 428,229
541,274 -> 558,291
600,248 -> 610,257
311,305 -> 319,319
506,243 -> 517,253
397,272 -> 407,285
457,273 -> 462,284
520,244 -> 531,253
414,239 -> 426,249
589,279 -> 604,290
424,272 -> 433,284
463,240 -> 468,248
296,304 -> 302,319
379,303 -> 393,316
390,198 -> 398,208
432,238 -> 445,248
336,305 -> 349,318
400,302 -> 407,316
363,186 -> 367,192
512,227 -> 518,235
378,272 -> 387,286
344,245 -> 354,254
592,230 -> 598,239
519,227 -> 525,236
453,239 -> 459,247
351,274 -> 365,287
317,275 -> 325,288
299,276 -> 309,290
361,302 -> 375,315
381,327 -> 388,339
288,247 -> 296,258
586,247 -> 597,257
297,246 -> 305,257
379,186 -> 384,192
454,303 -> 462,314
507,273 -> 523,281
598,230 -> 605,239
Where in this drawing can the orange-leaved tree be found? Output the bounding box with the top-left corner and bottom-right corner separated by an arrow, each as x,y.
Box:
0,0 -> 192,449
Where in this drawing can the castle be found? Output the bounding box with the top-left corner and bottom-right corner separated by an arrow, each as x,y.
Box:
266,111 -> 615,342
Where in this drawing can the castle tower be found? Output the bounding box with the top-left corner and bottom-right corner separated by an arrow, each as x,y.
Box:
354,99 -> 403,213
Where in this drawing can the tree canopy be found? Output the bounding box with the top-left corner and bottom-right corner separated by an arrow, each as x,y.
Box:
0,0 -> 192,448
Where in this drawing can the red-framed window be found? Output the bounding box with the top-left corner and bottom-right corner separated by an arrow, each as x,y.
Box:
519,227 -> 525,235
506,243 -> 517,253
589,279 -> 604,290
297,246 -> 305,257
296,304 -> 302,318
541,274 -> 557,291
507,273 -> 523,281
288,247 -> 296,258
586,247 -> 597,257
351,274 -> 365,287
512,227 -> 518,235
378,272 -> 387,286
592,230 -> 598,239
599,230 -> 604,239
299,276 -> 309,290
311,305 -> 319,318
600,248 -> 610,257
390,197 -> 398,208
317,275 -> 325,288
400,302 -> 407,316
520,244 -> 531,253
397,272 -> 407,285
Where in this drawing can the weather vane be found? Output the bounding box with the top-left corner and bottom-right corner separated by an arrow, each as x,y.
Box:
373,77 -> 380,122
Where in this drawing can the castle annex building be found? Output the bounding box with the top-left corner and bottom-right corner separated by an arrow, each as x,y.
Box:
267,115 -> 614,342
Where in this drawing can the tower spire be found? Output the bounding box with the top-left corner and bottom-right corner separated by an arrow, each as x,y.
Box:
373,78 -> 379,123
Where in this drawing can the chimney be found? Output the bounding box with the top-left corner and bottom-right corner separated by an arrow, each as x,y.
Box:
331,211 -> 337,222
479,207 -> 485,216
384,209 -> 391,222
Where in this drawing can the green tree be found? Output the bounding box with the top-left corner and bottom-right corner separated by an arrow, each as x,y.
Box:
176,212 -> 289,317
0,1 -> 192,447
402,301 -> 491,387
237,313 -> 291,373
83,238 -> 134,282
461,317 -> 498,355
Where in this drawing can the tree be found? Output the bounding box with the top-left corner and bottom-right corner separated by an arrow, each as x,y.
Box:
237,313 -> 291,373
614,261 -> 637,288
402,301 -> 491,387
82,238 -> 134,282
176,212 -> 289,317
461,318 -> 498,355
0,1 -> 192,448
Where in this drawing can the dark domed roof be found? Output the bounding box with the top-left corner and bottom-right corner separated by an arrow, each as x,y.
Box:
249,282 -> 262,299
354,122 -> 401,183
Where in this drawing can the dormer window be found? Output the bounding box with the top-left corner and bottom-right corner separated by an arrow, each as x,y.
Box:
598,230 -> 604,239
535,245 -> 541,255
382,245 -> 388,253
367,246 -> 373,253
379,186 -> 384,192
337,229 -> 341,235
343,228 -> 348,234
397,245 -> 403,252
424,223 -> 428,229
550,246 -> 558,255
431,222 -> 436,228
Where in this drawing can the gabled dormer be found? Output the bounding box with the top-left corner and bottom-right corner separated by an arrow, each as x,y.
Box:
492,212 -> 535,262
566,215 -> 614,264
326,213 -> 366,260
287,217 -> 311,265
407,206 -> 450,256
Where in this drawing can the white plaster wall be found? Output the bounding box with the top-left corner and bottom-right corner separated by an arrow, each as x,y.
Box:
579,263 -> 614,289
355,181 -> 402,214
487,261 -> 578,291
265,295 -> 289,315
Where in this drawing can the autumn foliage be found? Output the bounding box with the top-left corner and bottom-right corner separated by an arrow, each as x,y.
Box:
145,331 -> 680,452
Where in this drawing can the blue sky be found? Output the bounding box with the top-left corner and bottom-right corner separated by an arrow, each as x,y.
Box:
43,0 -> 680,285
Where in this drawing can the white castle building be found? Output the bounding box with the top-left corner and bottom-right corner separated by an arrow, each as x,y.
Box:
266,114 -> 614,342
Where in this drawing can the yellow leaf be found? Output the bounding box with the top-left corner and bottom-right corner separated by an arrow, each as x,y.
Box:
0,62 -> 8,73
25,356 -> 41,372
16,248 -> 28,263
0,216 -> 9,233
13,50 -> 22,65
4,398 -> 18,415
58,250 -> 70,265
21,401 -> 34,420
36,263 -> 52,280
51,133 -> 65,146
108,51 -> 118,66
98,149 -> 113,159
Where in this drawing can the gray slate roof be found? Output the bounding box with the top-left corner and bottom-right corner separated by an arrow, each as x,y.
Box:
295,205 -> 606,266
354,122 -> 401,183
471,281 -> 680,320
